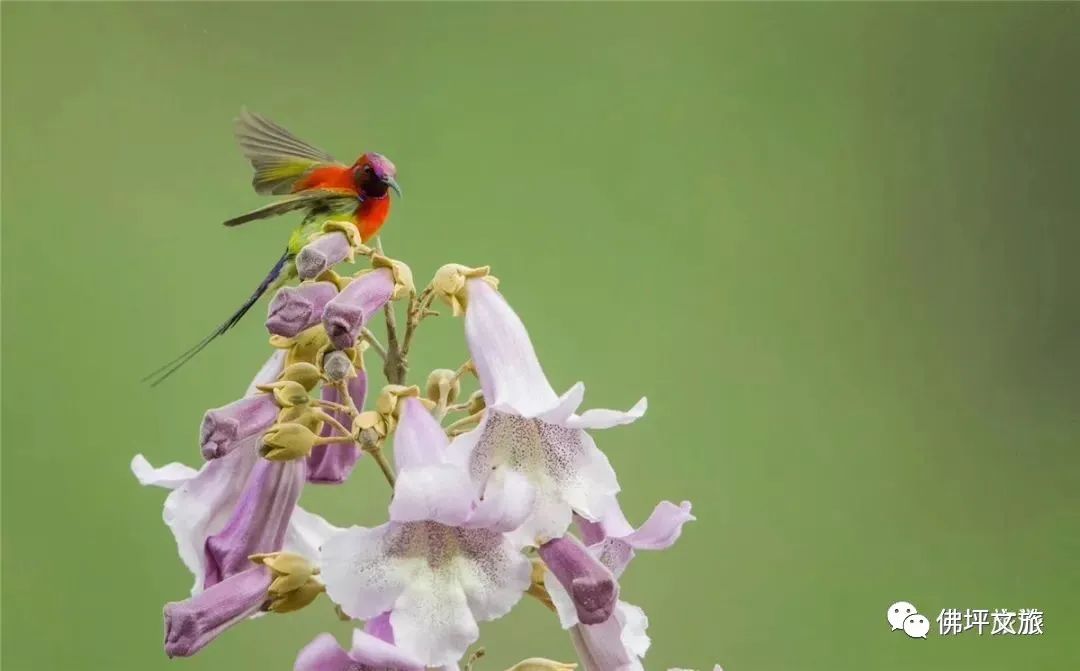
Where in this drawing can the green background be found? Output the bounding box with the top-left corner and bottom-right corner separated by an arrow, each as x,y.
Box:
3,2 -> 1078,670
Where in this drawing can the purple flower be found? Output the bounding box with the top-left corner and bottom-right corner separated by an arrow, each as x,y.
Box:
546,501 -> 694,671
132,352 -> 340,593
538,535 -> 618,625
447,279 -> 646,547
163,567 -> 271,658
322,268 -> 395,350
267,281 -> 339,338
320,398 -> 532,666
307,372 -> 367,484
296,232 -> 352,280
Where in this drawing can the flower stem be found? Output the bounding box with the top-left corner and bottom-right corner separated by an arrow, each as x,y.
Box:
361,328 -> 388,361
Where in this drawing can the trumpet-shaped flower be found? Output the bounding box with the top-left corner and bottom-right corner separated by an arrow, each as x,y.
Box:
321,398 -> 532,666
448,279 -> 646,547
132,352 -> 341,593
547,501 -> 694,671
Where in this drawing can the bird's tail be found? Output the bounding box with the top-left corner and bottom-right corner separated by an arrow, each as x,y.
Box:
143,250 -> 294,387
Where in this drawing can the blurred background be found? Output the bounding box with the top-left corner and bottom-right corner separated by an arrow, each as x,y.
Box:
3,3 -> 1078,670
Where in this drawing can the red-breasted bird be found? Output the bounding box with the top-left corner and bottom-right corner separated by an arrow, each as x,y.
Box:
145,109 -> 400,386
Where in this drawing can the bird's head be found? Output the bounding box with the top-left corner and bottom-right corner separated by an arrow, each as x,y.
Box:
353,153 -> 401,199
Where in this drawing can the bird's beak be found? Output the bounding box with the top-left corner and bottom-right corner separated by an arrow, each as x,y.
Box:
385,176 -> 403,199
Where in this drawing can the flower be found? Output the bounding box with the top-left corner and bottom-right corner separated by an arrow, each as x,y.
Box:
320,397 -> 533,666
132,351 -> 341,594
266,281 -> 339,338
297,231 -> 353,280
322,268 -> 396,350
163,566 -> 272,658
447,279 -> 646,547
547,501 -> 694,671
537,535 -> 618,625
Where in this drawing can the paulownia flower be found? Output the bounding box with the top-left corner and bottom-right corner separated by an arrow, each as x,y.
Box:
447,278 -> 646,547
547,501 -> 694,671
321,397 -> 532,666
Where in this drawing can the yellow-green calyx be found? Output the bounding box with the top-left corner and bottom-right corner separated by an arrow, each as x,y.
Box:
431,264 -> 499,316
260,422 -> 321,461
426,368 -> 462,405
277,362 -> 322,391
257,380 -> 311,408
250,552 -> 325,614
269,324 -> 331,369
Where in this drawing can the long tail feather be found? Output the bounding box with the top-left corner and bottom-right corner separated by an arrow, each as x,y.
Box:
143,250 -> 293,387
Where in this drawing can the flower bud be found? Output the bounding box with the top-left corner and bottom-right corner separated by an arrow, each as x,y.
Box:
321,349 -> 355,382
426,369 -> 461,404
371,254 -> 415,300
260,423 -> 319,461
256,380 -> 310,408
505,659 -> 578,671
249,552 -> 318,595
431,264 -> 498,316
296,232 -> 351,280
278,362 -> 322,391
265,282 -> 337,338
269,324 -> 330,368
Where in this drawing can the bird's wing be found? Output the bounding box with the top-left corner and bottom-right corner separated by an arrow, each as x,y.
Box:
222,188 -> 359,227
234,108 -> 348,195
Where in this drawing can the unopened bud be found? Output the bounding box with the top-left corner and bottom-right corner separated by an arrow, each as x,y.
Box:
322,350 -> 355,382
504,660 -> 577,671
260,422 -> 319,461
278,362 -> 322,391
266,577 -> 325,614
431,264 -> 498,316
269,324 -> 331,368
374,384 -> 421,417
250,552 -> 318,595
371,254 -> 415,300
256,380 -> 310,408
426,369 -> 461,404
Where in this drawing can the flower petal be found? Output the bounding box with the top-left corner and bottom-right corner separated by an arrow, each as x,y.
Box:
363,611 -> 395,643
464,279 -> 558,417
161,440 -> 262,593
131,454 -> 196,489
203,459 -> 305,588
564,397 -> 647,430
454,528 -> 532,621
284,506 -> 343,564
163,567 -> 270,658
394,397 -> 450,470
389,570 -> 478,667
389,464 -> 473,526
570,600 -> 649,671
245,350 -> 287,396
466,468 -> 535,534
350,629 -> 425,670
321,523 -> 407,620
621,501 -> 694,551
294,633 -> 355,671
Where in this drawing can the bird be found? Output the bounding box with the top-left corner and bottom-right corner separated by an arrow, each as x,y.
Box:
144,109 -> 401,386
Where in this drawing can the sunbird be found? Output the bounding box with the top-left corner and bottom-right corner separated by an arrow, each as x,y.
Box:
144,109 -> 401,386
